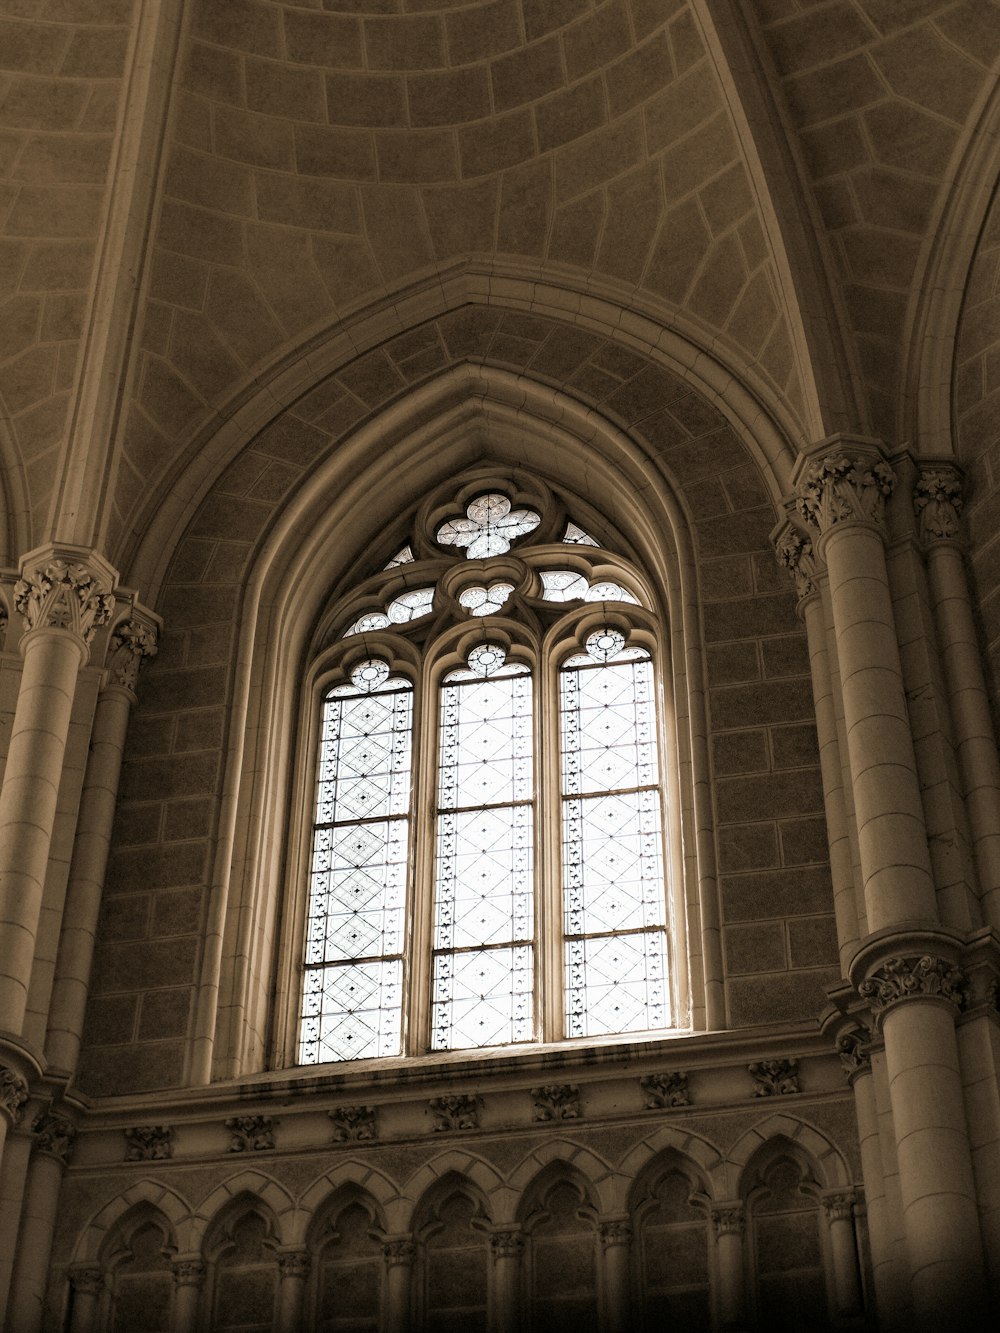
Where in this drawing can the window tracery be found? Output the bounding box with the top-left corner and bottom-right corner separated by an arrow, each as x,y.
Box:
292,471 -> 683,1067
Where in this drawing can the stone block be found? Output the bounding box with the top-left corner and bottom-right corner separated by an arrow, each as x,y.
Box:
0,75 -> 88,130
547,191 -> 604,269
190,0 -> 282,57
165,145 -> 252,216
138,988 -> 193,1041
606,32 -> 673,119
459,108 -> 534,177
718,821 -> 779,873
91,936 -> 200,994
447,0 -> 520,60
158,200 -> 243,265
497,158 -> 551,257
727,967 -> 838,1026
360,183 -> 433,281
214,106 -> 295,170
770,722 -> 820,768
716,769 -> 825,823
182,41 -> 243,103
554,113 -> 643,201
106,842 -> 210,894
364,15 -> 445,70
120,750 -> 221,804
712,679 -> 814,730
491,36 -> 564,112
408,66 -> 490,126
563,1 -> 630,81
721,865 -> 835,923
283,10 -> 363,67
644,196 -> 711,304
706,641 -> 760,686
700,556 -> 754,601
596,161 -> 661,283
784,55 -> 884,128
255,171 -> 359,231
712,729 -> 769,776
724,921 -> 787,975
97,894 -> 150,940
60,26 -> 129,78
325,72 -> 406,128
702,593 -> 798,643
787,916 -> 838,968
7,184 -> 103,237
163,798 -> 214,843
82,994 -> 138,1046
424,178 -> 499,258
761,634 -> 810,679
695,506 -> 774,558
376,128 -> 457,183
79,1041 -> 187,1096
174,708 -> 224,753
114,803 -> 163,847
779,816 -> 829,867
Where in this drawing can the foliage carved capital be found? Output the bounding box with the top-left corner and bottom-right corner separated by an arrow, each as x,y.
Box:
32,1111 -> 76,1162
913,467 -> 964,543
14,553 -> 115,644
0,1065 -> 29,1127
711,1205 -> 745,1237
107,614 -> 158,691
773,526 -> 819,601
859,955 -> 965,1016
796,451 -> 895,538
172,1260 -> 206,1288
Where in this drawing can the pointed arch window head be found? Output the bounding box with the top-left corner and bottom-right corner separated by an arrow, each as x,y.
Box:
294,473 -> 685,1066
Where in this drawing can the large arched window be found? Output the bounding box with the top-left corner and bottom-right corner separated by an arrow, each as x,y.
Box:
290,471 -> 685,1065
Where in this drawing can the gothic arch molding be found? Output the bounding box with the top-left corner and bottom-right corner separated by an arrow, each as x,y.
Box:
72,1181 -> 193,1265
192,1173 -> 296,1251
726,1115 -> 853,1199
618,1123 -> 727,1199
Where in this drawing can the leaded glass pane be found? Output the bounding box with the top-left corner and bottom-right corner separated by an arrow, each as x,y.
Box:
432,647 -> 534,1050
539,570 -> 639,605
300,667 -> 412,1064
385,544 -> 414,568
560,640 -> 669,1038
343,611 -> 391,637
459,582 -> 515,616
387,586 -> 435,622
562,521 -> 600,546
436,493 -> 540,558
432,946 -> 533,1049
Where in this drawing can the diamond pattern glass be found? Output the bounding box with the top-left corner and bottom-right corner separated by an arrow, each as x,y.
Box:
560,645 -> 669,1038
432,648 -> 534,1049
436,493 -> 540,558
300,671 -> 413,1063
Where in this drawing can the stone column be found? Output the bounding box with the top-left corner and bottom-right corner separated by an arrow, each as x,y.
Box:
710,1203 -> 746,1330
170,1257 -> 205,1333
382,1236 -> 414,1333
822,1189 -> 863,1319
489,1228 -> 523,1333
795,446 -> 937,932
8,1110 -> 77,1333
67,1268 -> 103,1333
276,1250 -> 310,1333
860,959 -> 987,1324
598,1217 -> 631,1333
0,548 -> 115,1038
0,1065 -> 28,1188
774,524 -> 859,968
796,445 -> 988,1323
45,613 -> 158,1076
915,466 -> 1000,930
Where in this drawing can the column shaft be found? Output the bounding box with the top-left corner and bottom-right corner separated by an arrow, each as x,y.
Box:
0,630 -> 86,1033
0,1128 -> 31,1323
598,1223 -> 631,1333
45,686 -> 132,1075
8,1150 -> 64,1333
711,1208 -> 746,1330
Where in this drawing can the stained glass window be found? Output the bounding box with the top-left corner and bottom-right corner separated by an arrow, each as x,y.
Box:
298,481 -> 679,1065
432,644 -> 534,1049
560,629 -> 669,1037
436,493 -> 540,558
299,660 -> 412,1063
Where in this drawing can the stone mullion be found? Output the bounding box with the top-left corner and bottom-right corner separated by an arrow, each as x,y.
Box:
597,1218 -> 631,1333
45,613 -> 157,1077
276,1250 -> 310,1333
382,1236 -> 414,1333
170,1257 -> 206,1333
821,1191 -> 863,1320
67,1268 -> 103,1333
489,1229 -> 523,1333
917,465 -> 1000,930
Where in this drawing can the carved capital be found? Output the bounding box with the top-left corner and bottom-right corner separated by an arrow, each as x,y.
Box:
837,1031 -> 872,1083
749,1058 -> 799,1097
914,467 -> 964,544
859,955 -> 965,1017
429,1095 -> 481,1132
106,615 -> 158,691
796,451 -> 895,538
773,526 -> 819,601
530,1084 -> 580,1121
32,1111 -> 76,1162
640,1070 -> 689,1109
383,1238 -> 415,1268
226,1115 -> 275,1152
277,1250 -> 311,1280
14,552 -> 115,644
70,1267 -> 103,1297
329,1105 -> 377,1143
822,1190 -> 857,1224
599,1219 -> 632,1249
711,1205 -> 745,1237
490,1229 -> 524,1261
172,1260 -> 206,1289
0,1065 -> 29,1127
124,1125 -> 173,1161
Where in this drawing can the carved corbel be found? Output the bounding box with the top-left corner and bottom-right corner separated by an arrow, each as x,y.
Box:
0,1065 -> 29,1127
105,612 -> 158,692
914,466 -> 964,545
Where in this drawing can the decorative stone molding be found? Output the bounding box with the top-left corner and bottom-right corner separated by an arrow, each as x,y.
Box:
14,555 -> 115,643
32,1111 -> 76,1162
329,1104 -> 377,1142
106,615 -> 158,690
0,1065 -> 29,1126
748,1059 -> 799,1097
711,1206 -> 745,1237
490,1230 -> 524,1260
859,955 -> 965,1017
171,1260 -> 206,1288
70,1268 -> 103,1297
837,1032 -> 872,1083
796,451 -> 895,537
914,468 -> 964,544
531,1084 -> 580,1121
0,600 -> 7,650
124,1125 -> 173,1161
773,526 -> 819,601
277,1251 -> 311,1280
383,1238 -> 416,1268
226,1115 -> 275,1152
640,1070 -> 689,1109
599,1219 -> 632,1249
429,1094 -> 481,1132
822,1191 -> 857,1224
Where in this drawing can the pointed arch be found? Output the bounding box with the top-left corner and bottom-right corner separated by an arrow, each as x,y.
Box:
726,1114 -> 852,1199
193,1171 -> 295,1251
72,1181 -> 193,1264
509,1140 -> 622,1216
403,1151 -> 510,1229
618,1123 -> 727,1200
297,1160 -> 400,1243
